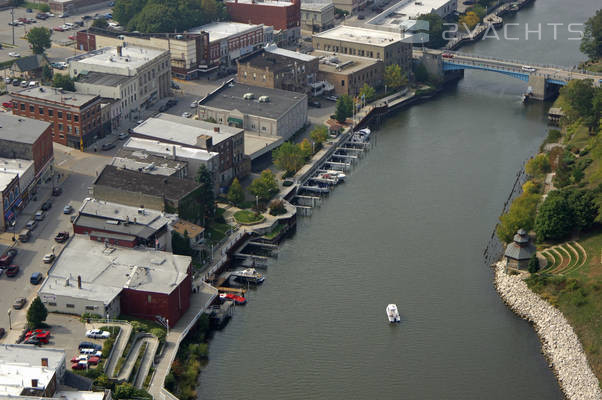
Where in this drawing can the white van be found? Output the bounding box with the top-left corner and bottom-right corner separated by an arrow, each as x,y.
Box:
108,22 -> 120,28
521,65 -> 536,72
28,81 -> 37,88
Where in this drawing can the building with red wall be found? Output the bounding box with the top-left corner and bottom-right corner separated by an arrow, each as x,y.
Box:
225,0 -> 300,44
38,236 -> 195,327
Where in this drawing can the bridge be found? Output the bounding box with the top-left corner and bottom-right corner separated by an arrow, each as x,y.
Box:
414,49 -> 602,100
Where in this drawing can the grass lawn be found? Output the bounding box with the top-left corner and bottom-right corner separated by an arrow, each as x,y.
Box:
207,222 -> 230,243
527,228 -> 602,385
233,210 -> 264,224
264,223 -> 284,240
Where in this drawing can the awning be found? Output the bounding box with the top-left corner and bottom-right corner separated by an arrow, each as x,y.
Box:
227,117 -> 243,126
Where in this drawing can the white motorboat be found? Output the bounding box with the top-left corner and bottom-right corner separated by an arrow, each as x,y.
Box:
231,268 -> 265,284
386,304 -> 400,323
324,170 -> 346,182
352,128 -> 371,143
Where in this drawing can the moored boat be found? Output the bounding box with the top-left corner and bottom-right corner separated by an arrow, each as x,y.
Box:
231,268 -> 265,284
386,304 -> 400,323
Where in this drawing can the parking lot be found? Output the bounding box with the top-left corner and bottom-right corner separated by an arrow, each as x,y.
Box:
0,5 -> 113,65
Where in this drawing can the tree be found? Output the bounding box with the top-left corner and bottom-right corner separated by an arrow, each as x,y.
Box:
299,138 -> 313,160
497,192 -> 540,243
580,9 -> 602,60
417,12 -> 447,49
113,0 -> 147,27
522,180 -> 540,194
525,154 -> 551,178
113,383 -> 135,400
528,254 -> 539,273
27,297 -> 48,328
534,191 -> 574,241
459,11 -> 481,30
249,169 -> 278,203
41,64 -> 52,83
227,177 -> 244,206
335,95 -> 353,123
195,165 -> 215,218
172,231 -> 194,256
92,17 -> 109,29
52,74 -> 75,91
384,64 -> 407,91
359,83 -> 375,102
561,79 -> 596,121
567,189 -> 598,231
39,3 -> 50,12
26,27 -> 52,55
310,125 -> 328,145
273,142 -> 305,174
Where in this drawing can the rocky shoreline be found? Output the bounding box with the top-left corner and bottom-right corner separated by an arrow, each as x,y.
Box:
493,261 -> 601,400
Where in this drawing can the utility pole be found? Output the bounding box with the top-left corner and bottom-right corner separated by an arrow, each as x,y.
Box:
11,7 -> 15,45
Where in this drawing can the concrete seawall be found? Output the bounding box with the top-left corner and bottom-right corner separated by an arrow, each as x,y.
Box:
493,262 -> 601,400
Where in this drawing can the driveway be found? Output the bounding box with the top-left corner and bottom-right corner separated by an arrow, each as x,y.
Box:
86,320 -> 133,377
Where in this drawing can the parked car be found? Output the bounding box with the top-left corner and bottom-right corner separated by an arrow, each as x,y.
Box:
6,265 -> 19,277
63,204 -> 73,214
118,132 -> 129,140
0,252 -> 15,267
30,272 -> 44,284
3,77 -> 10,84
52,187 -> 62,196
87,356 -> 101,365
325,95 -> 338,101
26,219 -> 37,230
53,26 -> 64,32
8,52 -> 20,57
522,65 -> 537,72
101,142 -> 115,151
41,200 -> 52,211
25,329 -> 50,338
42,253 -> 55,264
71,354 -> 88,363
85,329 -> 110,339
26,8 -> 32,12
442,53 -> 454,58
166,99 -> 178,107
309,100 -> 322,108
24,336 -> 44,345
2,101 -> 13,108
181,112 -> 192,118
82,15 -> 92,20
80,348 -> 102,356
12,297 -> 26,309
34,210 -> 46,221
58,12 -> 69,18
21,80 -> 28,88
18,229 -> 31,242
36,13 -> 48,20
54,232 -> 69,243
190,101 -> 198,108
357,14 -> 365,19
79,342 -> 102,351
71,361 -> 88,370
68,35 -> 75,40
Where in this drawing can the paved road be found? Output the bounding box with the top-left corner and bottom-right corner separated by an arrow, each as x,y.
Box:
134,336 -> 159,389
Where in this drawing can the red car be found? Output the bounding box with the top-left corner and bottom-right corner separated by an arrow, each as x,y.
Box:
53,26 -> 64,32
442,53 -> 454,58
6,265 -> 19,277
68,35 -> 75,40
71,361 -> 88,370
219,292 -> 247,305
25,329 -> 50,338
87,356 -> 101,365
2,102 -> 13,108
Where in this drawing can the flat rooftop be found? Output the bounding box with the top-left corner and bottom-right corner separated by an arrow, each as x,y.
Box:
264,43 -> 316,62
94,165 -> 200,202
313,25 -> 405,46
300,1 -> 333,11
388,0 -> 452,19
133,114 -> 243,146
0,114 -> 50,144
226,0 -> 294,7
0,158 -> 34,175
0,172 -> 17,191
70,46 -> 166,73
190,22 -> 263,41
11,86 -> 98,107
123,137 -> 219,162
77,71 -> 131,87
39,235 -> 191,304
0,345 -> 65,396
312,50 -> 380,74
110,157 -> 182,176
200,82 -> 306,120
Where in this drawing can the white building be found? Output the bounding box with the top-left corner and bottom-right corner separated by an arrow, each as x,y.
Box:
0,345 -> 66,397
69,46 -> 171,122
0,158 -> 35,195
368,0 -> 457,29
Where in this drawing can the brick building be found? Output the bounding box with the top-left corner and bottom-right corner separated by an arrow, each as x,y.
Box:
312,50 -> 384,96
225,0 -> 301,44
11,87 -> 102,149
38,236 -> 197,327
300,1 -> 335,32
237,44 -> 318,93
132,114 -> 245,187
0,113 -> 53,179
190,22 -> 265,68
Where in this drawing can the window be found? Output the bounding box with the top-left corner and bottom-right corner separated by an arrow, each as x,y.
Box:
29,105 -> 34,112
48,302 -> 57,306
67,113 -> 71,121
147,295 -> 152,303
20,103 -> 25,111
341,80 -> 345,86
74,114 -> 78,122
74,127 -> 79,134
66,304 -> 75,308
58,111 -> 62,118
85,306 -> 95,310
58,123 -> 63,131
48,109 -> 53,116
39,107 -> 44,115
68,126 -> 72,133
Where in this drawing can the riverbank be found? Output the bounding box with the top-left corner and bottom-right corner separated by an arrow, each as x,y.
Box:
494,261 -> 601,400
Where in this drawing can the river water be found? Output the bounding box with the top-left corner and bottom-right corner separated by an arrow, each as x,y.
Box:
197,1 -> 600,399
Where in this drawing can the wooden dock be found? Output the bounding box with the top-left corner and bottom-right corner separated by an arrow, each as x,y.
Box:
217,286 -> 247,294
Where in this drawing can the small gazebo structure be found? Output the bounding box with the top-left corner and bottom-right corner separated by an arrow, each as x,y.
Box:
504,229 -> 536,270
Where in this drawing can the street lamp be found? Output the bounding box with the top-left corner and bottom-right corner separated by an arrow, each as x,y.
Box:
7,309 -> 11,330
255,195 -> 259,210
